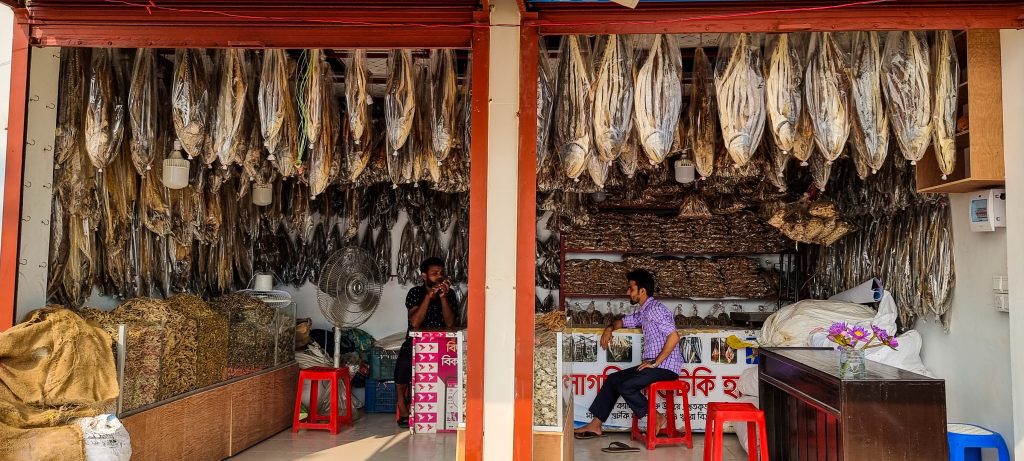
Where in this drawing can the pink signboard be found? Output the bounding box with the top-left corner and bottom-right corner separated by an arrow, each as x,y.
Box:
410,331 -> 463,433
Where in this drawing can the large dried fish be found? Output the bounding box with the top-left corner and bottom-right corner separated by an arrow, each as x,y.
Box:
56,48 -> 89,170
689,47 -> 718,179
804,32 -> 850,164
385,50 -> 416,156
374,225 -> 392,280
307,67 -> 335,198
764,34 -> 805,155
430,50 -> 458,164
85,48 -> 125,171
618,126 -> 640,179
932,30 -> 959,179
850,31 -> 889,177
128,49 -> 159,175
537,39 -> 556,173
810,151 -> 833,191
259,49 -> 299,176
212,49 -> 250,169
397,220 -> 415,285
299,49 -> 327,166
715,33 -> 766,168
588,154 -> 609,189
791,102 -> 815,166
634,34 -> 682,165
555,36 -> 594,180
882,31 -> 932,165
172,49 -> 210,161
346,50 -> 372,148
592,35 -> 634,164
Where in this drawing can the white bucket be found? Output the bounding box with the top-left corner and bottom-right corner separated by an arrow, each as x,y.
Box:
254,273 -> 274,291
252,184 -> 273,206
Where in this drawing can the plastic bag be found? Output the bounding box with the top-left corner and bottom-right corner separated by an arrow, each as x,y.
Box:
79,414 -> 132,461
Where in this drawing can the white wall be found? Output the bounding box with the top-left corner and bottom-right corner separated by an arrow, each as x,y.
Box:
914,194 -> 1011,456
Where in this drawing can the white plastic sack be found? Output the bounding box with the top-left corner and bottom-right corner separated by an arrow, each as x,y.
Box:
79,414 -> 131,461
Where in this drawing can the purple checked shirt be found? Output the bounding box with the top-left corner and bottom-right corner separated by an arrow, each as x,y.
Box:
622,297 -> 683,374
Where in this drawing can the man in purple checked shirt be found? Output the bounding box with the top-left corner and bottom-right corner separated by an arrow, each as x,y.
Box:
574,269 -> 683,440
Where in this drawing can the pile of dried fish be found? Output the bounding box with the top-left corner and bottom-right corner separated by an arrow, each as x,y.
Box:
564,212 -> 791,254
767,200 -> 855,246
166,294 -> 228,388
563,256 -> 774,300
715,33 -> 766,168
76,307 -> 165,411
114,297 -> 199,400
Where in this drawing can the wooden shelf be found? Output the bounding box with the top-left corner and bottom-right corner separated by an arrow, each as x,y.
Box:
917,30 -> 1004,193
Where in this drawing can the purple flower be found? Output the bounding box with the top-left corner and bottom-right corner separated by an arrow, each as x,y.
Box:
847,325 -> 870,343
829,322 -> 848,336
871,325 -> 891,342
888,337 -> 899,349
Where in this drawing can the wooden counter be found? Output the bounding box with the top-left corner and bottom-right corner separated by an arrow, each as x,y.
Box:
758,348 -> 947,460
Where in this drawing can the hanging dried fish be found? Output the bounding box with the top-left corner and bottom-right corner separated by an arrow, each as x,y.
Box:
791,102 -> 815,166
397,220 -> 415,285
634,34 -> 682,165
385,50 -> 416,156
810,151 -> 833,191
210,49 -> 250,169
850,31 -> 889,178
555,36 -> 594,180
172,49 -> 210,161
764,33 -> 806,156
678,192 -> 712,219
715,33 -> 766,168
85,48 -> 125,171
618,126 -> 640,179
56,48 -> 89,170
587,154 -> 609,189
537,39 -> 556,173
804,32 -> 850,164
346,50 -> 372,148
374,225 -> 392,280
128,49 -> 159,175
298,49 -> 327,169
689,47 -> 718,179
430,49 -> 458,164
307,71 -> 335,198
258,49 -> 299,176
882,31 -> 932,165
592,35 -> 634,164
932,30 -> 959,179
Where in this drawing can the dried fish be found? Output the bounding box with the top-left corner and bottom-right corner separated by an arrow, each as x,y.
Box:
258,50 -> 299,176
764,33 -> 805,155
592,35 -> 634,164
791,102 -> 816,166
810,151 -> 833,191
172,49 -> 210,161
308,73 -> 335,198
715,33 -> 766,168
882,31 -> 932,165
211,49 -> 250,169
346,50 -> 372,148
805,32 -> 850,164
128,49 -> 159,175
618,126 -> 640,179
430,50 -> 458,164
537,39 -> 556,173
554,36 -> 594,180
374,225 -> 392,280
85,48 -> 125,171
634,34 -> 682,165
385,50 -> 416,156
689,47 -> 718,179
56,48 -> 89,170
932,30 -> 959,179
397,220 -> 415,285
850,31 -> 889,177
298,50 -> 327,168
588,154 -> 609,189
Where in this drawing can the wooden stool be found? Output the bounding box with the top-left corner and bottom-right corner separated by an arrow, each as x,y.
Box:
293,367 -> 353,434
630,380 -> 693,450
703,402 -> 769,461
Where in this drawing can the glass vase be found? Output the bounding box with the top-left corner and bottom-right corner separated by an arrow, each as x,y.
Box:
839,348 -> 866,379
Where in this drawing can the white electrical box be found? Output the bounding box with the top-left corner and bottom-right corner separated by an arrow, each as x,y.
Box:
969,188 -> 1006,232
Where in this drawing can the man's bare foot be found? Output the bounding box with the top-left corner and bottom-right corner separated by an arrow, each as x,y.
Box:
574,419 -> 603,436
655,413 -> 667,433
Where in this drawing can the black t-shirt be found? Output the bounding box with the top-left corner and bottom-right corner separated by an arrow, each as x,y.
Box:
405,285 -> 457,334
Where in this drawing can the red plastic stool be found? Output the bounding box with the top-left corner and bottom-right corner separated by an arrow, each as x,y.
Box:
703,402 -> 769,461
293,367 -> 353,434
630,380 -> 693,450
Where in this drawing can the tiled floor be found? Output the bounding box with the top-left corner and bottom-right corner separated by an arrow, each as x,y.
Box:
230,414 -> 748,461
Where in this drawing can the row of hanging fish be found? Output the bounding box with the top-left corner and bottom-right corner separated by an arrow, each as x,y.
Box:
541,31 -> 960,192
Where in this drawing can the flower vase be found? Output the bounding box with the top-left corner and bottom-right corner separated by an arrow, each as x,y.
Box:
839,348 -> 866,379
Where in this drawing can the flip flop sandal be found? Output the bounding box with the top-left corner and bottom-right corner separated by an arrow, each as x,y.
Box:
573,431 -> 605,440
601,441 -> 640,453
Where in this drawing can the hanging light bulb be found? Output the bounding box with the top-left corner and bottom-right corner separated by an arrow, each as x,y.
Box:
252,183 -> 273,206
162,140 -> 190,189
674,154 -> 696,184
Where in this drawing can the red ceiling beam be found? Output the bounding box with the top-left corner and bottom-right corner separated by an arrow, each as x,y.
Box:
530,4 -> 1024,34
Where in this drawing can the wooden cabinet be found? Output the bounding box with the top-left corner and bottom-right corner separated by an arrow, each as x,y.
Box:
917,30 -> 1004,193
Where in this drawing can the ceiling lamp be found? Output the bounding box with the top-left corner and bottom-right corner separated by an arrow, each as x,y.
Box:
162,140 -> 190,190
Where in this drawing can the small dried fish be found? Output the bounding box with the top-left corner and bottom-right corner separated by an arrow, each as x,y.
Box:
85,48 -> 126,171
618,126 -> 640,179
634,34 -> 682,165
537,39 -> 556,173
689,47 -> 718,179
882,31 -> 932,165
805,32 -> 850,164
397,220 -> 415,285
850,31 -> 889,177
430,50 -> 458,164
715,33 -> 766,168
172,49 -> 210,161
385,50 -> 416,156
212,49 -> 250,168
128,49 -> 159,175
592,35 -> 635,164
346,50 -> 372,148
554,36 -> 594,180
764,33 -> 805,155
810,150 -> 833,191
932,30 -> 959,179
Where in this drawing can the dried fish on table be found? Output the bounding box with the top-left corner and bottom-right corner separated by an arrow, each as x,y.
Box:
715,33 -> 766,168
429,49 -> 458,164
805,32 -> 850,164
634,34 -> 682,166
128,49 -> 159,175
555,36 -> 594,180
85,48 -> 125,171
765,33 -> 806,156
172,49 -> 210,161
212,49 -> 251,169
882,31 -> 932,165
56,48 -> 89,169
850,31 -> 889,178
689,47 -> 718,179
258,49 -> 299,176
537,39 -> 556,173
385,50 -> 416,156
592,35 -> 634,164
932,30 -> 959,180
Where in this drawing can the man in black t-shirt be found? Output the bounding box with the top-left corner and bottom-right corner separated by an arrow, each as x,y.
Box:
395,257 -> 457,428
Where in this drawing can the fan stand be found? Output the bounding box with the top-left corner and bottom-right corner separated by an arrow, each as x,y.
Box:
334,326 -> 342,369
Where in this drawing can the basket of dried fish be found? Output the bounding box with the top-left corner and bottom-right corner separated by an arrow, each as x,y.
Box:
77,307 -> 166,412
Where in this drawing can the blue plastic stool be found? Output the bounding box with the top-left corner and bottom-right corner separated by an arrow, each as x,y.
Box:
947,423 -> 1011,461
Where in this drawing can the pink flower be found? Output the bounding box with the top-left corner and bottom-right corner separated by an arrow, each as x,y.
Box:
847,325 -> 870,343
828,322 -> 848,336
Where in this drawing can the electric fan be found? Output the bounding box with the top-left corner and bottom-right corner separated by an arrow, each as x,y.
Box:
316,246 -> 385,367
